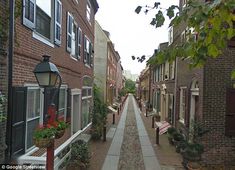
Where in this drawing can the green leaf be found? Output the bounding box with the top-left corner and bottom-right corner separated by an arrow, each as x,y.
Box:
231,70 -> 235,80
167,8 -> 174,19
227,28 -> 235,39
150,18 -> 156,26
208,44 -> 219,58
135,6 -> 142,14
154,2 -> 160,9
155,11 -> 165,27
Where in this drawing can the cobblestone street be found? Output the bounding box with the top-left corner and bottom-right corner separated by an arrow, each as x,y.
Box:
118,98 -> 145,170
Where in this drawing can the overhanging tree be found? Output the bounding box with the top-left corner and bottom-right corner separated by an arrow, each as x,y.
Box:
135,0 -> 235,76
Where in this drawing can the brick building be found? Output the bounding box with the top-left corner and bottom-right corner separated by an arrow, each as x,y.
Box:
150,43 -> 175,124
173,0 -> 235,166
94,21 -> 123,105
2,0 -> 99,166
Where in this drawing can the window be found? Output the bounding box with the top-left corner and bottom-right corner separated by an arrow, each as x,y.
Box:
26,88 -> 42,150
58,88 -> 67,120
23,0 -> 62,45
179,87 -> 186,123
84,36 -> 93,66
35,0 -> 52,40
82,77 -> 93,128
24,85 -> 68,151
169,61 -> 175,80
55,0 -> 62,45
77,28 -> 82,58
67,12 -> 73,52
23,0 -> 36,29
86,1 -> 91,24
67,13 -> 83,59
82,87 -> 92,128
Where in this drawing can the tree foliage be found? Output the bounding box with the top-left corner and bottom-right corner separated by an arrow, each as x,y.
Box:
135,0 -> 235,69
124,79 -> 136,94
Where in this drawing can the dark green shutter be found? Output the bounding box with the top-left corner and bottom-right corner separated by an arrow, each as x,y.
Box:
66,88 -> 71,123
11,87 -> 27,156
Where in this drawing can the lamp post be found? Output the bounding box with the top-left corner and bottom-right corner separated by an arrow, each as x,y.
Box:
33,55 -> 62,170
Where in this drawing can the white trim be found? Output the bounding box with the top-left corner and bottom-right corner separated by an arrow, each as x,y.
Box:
18,122 -> 92,167
32,32 -> 55,48
23,0 -> 36,29
54,0 -> 62,45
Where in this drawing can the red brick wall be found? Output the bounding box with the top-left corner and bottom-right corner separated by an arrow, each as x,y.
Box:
13,0 -> 96,88
202,48 -> 235,166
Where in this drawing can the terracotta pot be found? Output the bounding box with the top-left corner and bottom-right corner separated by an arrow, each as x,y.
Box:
187,162 -> 201,170
55,129 -> 65,139
33,137 -> 54,148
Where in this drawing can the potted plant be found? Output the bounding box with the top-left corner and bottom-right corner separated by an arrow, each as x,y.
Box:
51,120 -> 69,139
167,127 -> 177,145
33,124 -> 55,148
173,132 -> 184,146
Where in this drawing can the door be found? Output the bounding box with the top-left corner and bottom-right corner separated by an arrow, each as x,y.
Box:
71,89 -> 81,134
11,87 -> 27,156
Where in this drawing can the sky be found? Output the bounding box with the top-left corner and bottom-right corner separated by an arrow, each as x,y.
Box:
95,0 -> 178,75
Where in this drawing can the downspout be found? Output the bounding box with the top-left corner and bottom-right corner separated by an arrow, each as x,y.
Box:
6,0 -> 14,161
173,57 -> 178,127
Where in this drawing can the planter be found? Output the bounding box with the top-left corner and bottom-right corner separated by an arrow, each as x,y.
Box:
33,137 -> 54,148
187,162 -> 201,170
55,129 -> 65,139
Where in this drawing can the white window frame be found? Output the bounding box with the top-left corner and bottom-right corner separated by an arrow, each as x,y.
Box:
23,0 -> 36,29
25,85 -> 44,152
179,87 -> 187,124
58,86 -> 68,121
54,0 -> 62,45
86,1 -> 91,24
67,12 -> 73,52
77,27 -> 82,59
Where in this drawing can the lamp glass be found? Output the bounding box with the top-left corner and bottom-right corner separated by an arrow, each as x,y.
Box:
35,72 -> 51,87
49,73 -> 58,86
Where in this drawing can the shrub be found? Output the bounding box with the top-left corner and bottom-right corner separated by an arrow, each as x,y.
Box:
71,140 -> 91,168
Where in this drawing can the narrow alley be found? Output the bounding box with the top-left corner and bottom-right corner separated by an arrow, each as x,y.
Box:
102,95 -> 161,170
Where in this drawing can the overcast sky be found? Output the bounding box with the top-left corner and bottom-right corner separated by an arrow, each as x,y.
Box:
95,0 -> 178,75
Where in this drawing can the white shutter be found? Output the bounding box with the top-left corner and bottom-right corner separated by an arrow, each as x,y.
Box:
67,12 -> 73,52
23,0 -> 36,29
55,0 -> 62,45
171,60 -> 175,79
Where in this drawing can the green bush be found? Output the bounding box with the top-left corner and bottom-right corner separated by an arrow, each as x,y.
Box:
71,140 -> 91,168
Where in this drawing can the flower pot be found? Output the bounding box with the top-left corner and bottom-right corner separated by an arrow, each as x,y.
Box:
187,162 -> 201,170
55,129 -> 65,139
33,137 -> 54,148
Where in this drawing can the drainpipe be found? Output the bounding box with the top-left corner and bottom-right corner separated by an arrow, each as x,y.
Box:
173,57 -> 178,127
6,0 -> 14,161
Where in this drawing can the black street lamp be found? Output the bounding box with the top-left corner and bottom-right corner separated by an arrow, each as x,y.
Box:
33,55 -> 62,170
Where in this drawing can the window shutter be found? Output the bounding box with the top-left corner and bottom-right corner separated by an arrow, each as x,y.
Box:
89,42 -> 93,66
11,87 -> 27,156
83,35 -> 87,63
67,12 -> 73,52
55,0 -> 62,45
171,60 -> 175,80
23,0 -> 36,29
66,88 -> 71,123
225,88 -> 235,136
